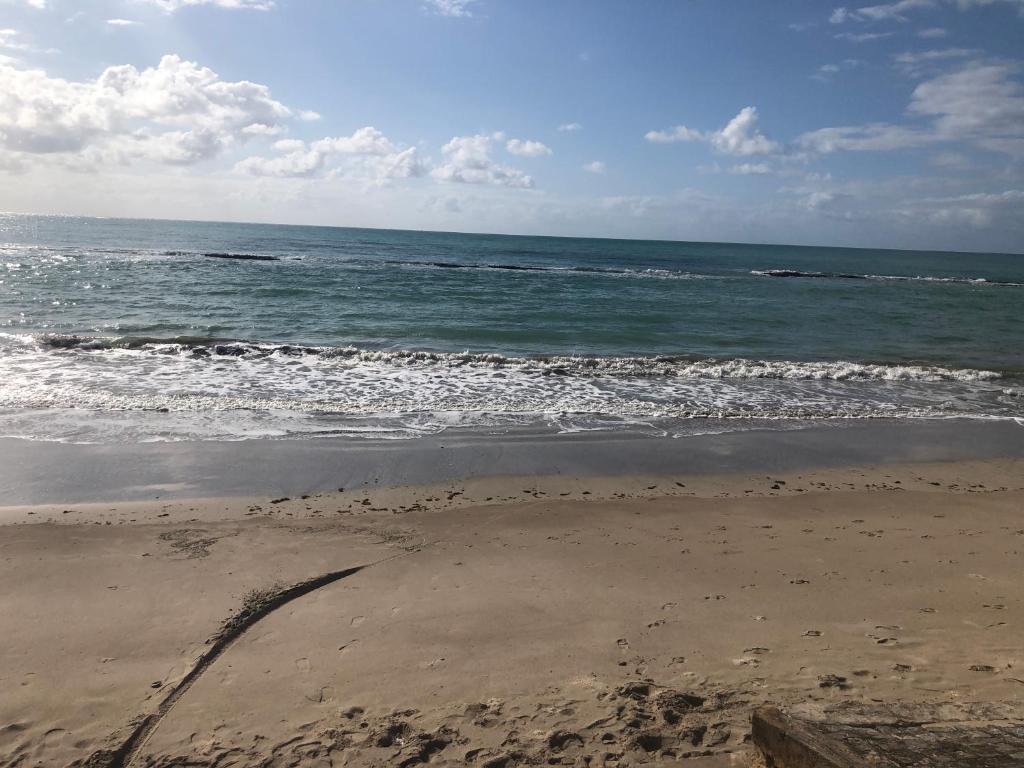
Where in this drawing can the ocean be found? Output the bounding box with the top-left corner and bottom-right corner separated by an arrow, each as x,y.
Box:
1,213 -> 1021,443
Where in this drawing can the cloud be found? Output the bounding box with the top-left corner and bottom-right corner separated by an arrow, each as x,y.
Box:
0,28 -> 30,51
894,47 -> 975,75
909,61 -> 1024,140
645,125 -> 704,143
796,61 -> 1024,158
917,26 -> 948,36
797,123 -> 931,152
0,54 -> 293,164
139,0 -> 274,10
423,0 -> 475,17
557,122 -> 582,132
106,18 -> 141,26
1,0 -> 47,8
646,107 -> 780,157
830,0 -> 935,23
236,127 -> 426,182
834,30 -> 895,41
583,160 -> 606,173
832,0 -> 1024,26
432,133 -> 533,188
730,163 -> 772,174
506,138 -> 552,157
812,59 -> 862,81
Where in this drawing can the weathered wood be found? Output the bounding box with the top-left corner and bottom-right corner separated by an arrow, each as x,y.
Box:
752,708 -> 873,767
752,705 -> 1024,767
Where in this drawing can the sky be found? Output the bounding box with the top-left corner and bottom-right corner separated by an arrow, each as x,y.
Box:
1,0 -> 1023,252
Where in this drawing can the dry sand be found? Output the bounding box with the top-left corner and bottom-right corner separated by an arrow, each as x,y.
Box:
1,458 -> 1023,767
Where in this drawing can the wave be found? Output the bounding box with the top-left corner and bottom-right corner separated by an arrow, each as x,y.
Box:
17,334 -> 1003,382
384,259 -> 699,280
752,269 -> 1024,287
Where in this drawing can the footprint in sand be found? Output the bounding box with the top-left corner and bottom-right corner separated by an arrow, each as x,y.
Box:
350,615 -> 366,627
294,657 -> 312,672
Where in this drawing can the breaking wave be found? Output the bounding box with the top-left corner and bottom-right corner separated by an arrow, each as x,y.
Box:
24,334 -> 1004,382
751,269 -> 1024,287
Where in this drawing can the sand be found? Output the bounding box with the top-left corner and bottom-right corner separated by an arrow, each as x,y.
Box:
1,458 -> 1023,767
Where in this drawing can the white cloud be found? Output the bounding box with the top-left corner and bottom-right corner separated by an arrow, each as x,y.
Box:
0,28 -> 30,50
106,18 -> 141,26
917,26 -> 948,36
812,60 -> 862,81
236,127 -> 425,182
644,125 -> 704,143
797,123 -> 930,152
557,122 -> 582,132
423,0 -> 475,17
312,126 -> 397,156
1,0 -> 47,8
712,108 -> 781,155
908,62 -> 1024,140
506,138 -> 552,157
0,54 -> 292,164
830,0 -> 935,23
730,163 -> 772,174
583,160 -> 606,174
646,107 -> 780,157
835,30 -> 895,41
832,0 -> 1024,25
796,61 -> 1024,159
139,0 -> 274,10
432,133 -> 533,188
894,47 -> 975,75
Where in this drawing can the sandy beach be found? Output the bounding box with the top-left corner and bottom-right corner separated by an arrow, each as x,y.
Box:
2,452 -> 1022,767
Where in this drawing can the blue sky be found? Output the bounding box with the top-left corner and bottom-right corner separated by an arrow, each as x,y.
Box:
1,0 -> 1023,251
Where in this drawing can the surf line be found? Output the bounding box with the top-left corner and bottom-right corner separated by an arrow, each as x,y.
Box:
86,548 -> 420,768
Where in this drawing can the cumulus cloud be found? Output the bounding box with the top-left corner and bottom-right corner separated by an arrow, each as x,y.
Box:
557,122 -> 582,132
646,107 -> 780,157
423,0 -> 475,17
0,54 -> 294,164
645,125 -> 704,143
0,28 -> 30,50
236,127 -> 425,182
583,160 -> 606,173
506,138 -> 552,157
432,133 -> 533,188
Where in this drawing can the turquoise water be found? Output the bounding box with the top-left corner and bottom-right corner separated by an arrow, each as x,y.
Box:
1,214 -> 1021,441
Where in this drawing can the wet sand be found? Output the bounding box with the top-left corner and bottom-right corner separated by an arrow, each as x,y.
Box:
3,417 -> 1024,505
2,457 -> 1023,766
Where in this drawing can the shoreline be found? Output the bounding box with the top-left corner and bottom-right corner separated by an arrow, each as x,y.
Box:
2,455 -> 1023,766
2,417 -> 1023,505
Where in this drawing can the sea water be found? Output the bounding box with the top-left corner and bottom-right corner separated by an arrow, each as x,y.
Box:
1,214 -> 1021,442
